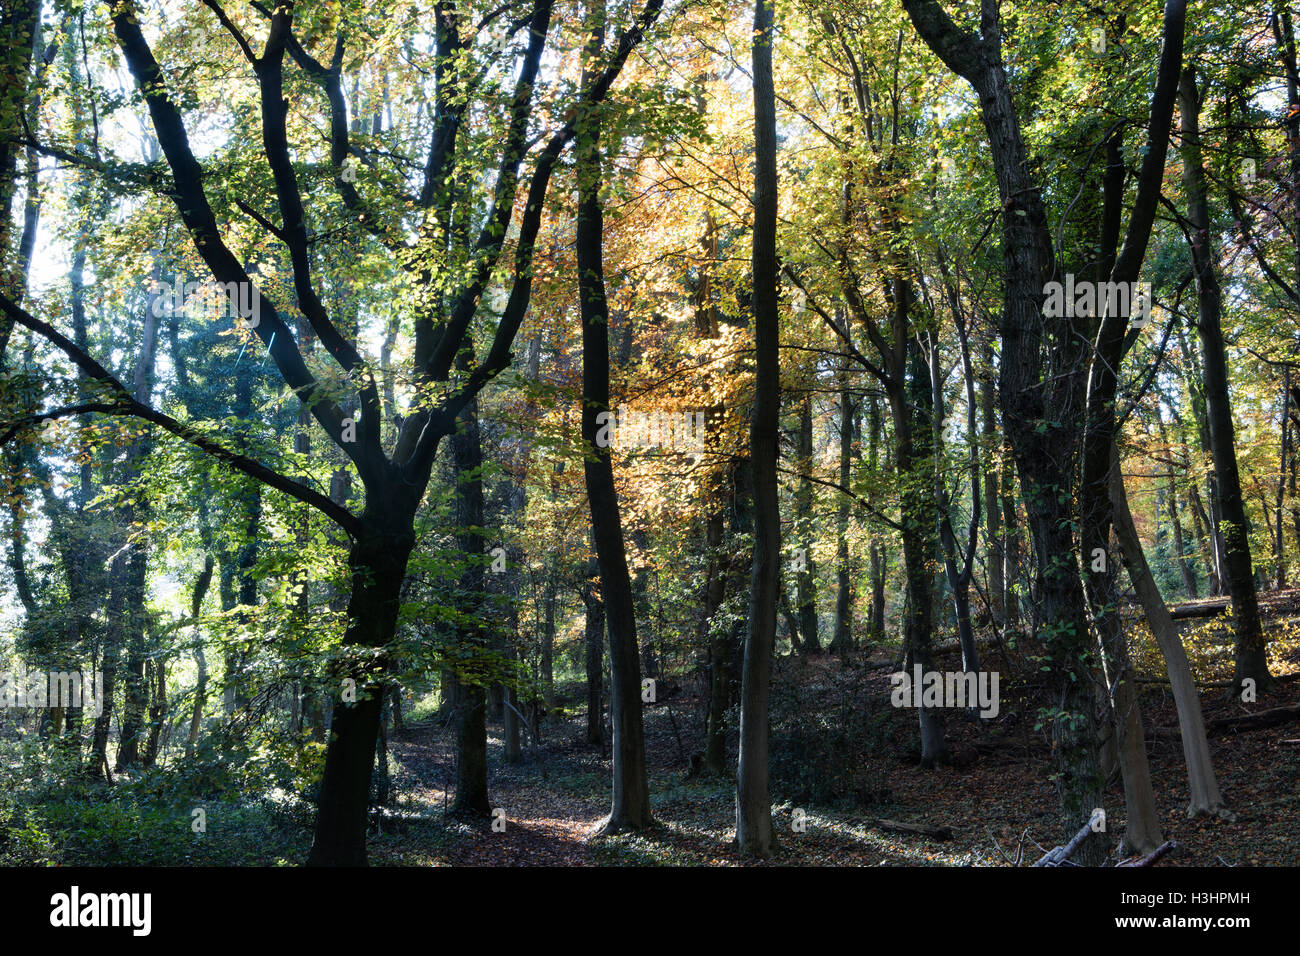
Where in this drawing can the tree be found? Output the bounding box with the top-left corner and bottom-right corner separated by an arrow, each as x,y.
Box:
1178,64 -> 1272,696
577,0 -> 656,833
736,0 -> 780,858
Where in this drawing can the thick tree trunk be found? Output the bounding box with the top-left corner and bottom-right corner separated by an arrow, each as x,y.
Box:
894,336 -> 945,766
308,528 -> 414,866
1000,456 -> 1022,626
114,551 -> 150,771
0,0 -> 39,317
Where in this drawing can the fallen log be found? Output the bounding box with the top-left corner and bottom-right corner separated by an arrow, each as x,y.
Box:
1167,600 -> 1229,620
862,817 -> 954,841
1154,702 -> 1300,738
1134,676 -> 1233,689
1207,702 -> 1300,735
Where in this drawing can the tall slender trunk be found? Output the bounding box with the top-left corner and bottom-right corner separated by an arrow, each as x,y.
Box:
736,0 -> 780,857
831,371 -> 854,657
793,391 -> 820,653
583,567 -> 606,748
449,392 -> 490,818
541,575 -> 556,710
1157,409 -> 1199,597
1179,324 -> 1227,594
981,342 -> 1005,623
1180,66 -> 1272,694
577,2 -> 651,832
1275,372 -> 1290,588
866,395 -> 886,644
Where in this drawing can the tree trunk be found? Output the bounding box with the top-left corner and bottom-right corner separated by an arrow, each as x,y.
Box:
981,342 -> 1005,623
307,528 -> 414,866
541,576 -> 556,710
1157,409 -> 1199,597
900,0 -> 1107,861
577,5 -> 652,832
1180,66 -> 1272,695
894,334 -> 945,766
736,0 -> 780,858
449,392 -> 490,818
794,391 -> 820,653
831,373 -> 854,657
866,395 -> 886,644
1275,372 -> 1289,589
1179,324 -> 1227,594
1111,445 -> 1225,816
583,575 -> 605,748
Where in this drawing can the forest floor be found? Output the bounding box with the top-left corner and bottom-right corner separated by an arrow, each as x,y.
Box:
371,597 -> 1300,867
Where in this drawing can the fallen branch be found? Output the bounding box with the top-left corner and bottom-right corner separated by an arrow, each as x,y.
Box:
1117,840 -> 1177,867
1033,812 -> 1103,867
1135,673 -> 1300,690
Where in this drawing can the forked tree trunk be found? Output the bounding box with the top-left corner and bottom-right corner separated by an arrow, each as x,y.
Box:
900,0 -> 1109,863
1110,446 -> 1224,816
